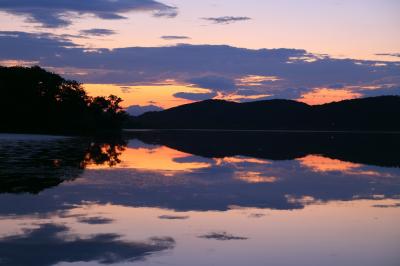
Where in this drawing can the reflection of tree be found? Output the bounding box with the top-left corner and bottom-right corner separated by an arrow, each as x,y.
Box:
83,141 -> 126,167
0,137 -> 127,194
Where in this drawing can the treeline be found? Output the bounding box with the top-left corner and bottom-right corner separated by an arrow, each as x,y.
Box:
0,66 -> 127,134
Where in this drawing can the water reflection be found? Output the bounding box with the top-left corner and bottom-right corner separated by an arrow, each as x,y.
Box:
0,132 -> 399,266
0,134 -> 126,193
0,223 -> 175,266
129,130 -> 400,167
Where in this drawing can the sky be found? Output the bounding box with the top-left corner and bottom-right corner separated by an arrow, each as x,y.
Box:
0,0 -> 399,113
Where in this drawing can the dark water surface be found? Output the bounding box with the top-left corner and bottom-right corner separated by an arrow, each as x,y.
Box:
0,131 -> 399,266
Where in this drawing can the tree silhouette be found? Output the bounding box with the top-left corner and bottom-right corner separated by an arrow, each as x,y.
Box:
0,66 -> 127,134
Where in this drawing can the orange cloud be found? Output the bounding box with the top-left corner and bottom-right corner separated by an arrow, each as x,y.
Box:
298,88 -> 362,105
297,155 -> 362,173
236,75 -> 281,86
216,157 -> 271,165
234,171 -> 278,184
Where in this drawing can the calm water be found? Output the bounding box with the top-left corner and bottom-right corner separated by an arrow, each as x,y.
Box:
0,131 -> 399,266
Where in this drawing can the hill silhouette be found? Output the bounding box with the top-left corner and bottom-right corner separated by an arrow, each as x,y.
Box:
128,96 -> 400,131
0,66 -> 127,134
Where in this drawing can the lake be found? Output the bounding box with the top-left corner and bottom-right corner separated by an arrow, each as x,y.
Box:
0,131 -> 399,266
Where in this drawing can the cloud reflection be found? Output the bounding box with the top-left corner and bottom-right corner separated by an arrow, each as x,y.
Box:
0,223 -> 175,266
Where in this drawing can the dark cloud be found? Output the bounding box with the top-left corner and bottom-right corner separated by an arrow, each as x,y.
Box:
188,76 -> 236,92
248,213 -> 266,218
126,105 -> 164,116
202,16 -> 252,24
161,35 -> 191,40
120,86 -> 133,93
233,87 -> 311,102
376,53 -> 400,58
173,92 -> 218,101
263,87 -> 311,100
328,83 -> 345,89
158,215 -> 189,220
0,0 -> 178,27
359,86 -> 400,98
80,28 -> 116,36
1,31 -> 400,100
153,6 -> 178,18
173,155 -> 214,164
0,223 -> 175,266
77,216 -> 114,224
199,232 -> 248,241
373,203 -> 400,208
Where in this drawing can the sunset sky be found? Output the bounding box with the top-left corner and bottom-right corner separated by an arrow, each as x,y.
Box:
0,0 -> 399,113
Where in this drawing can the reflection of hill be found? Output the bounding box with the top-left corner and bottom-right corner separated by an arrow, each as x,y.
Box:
0,136 -> 126,194
128,131 -> 400,168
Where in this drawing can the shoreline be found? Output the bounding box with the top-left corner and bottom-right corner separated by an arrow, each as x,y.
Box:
124,129 -> 400,134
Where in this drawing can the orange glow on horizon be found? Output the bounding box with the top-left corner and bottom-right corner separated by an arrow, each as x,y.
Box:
298,88 -> 362,105
84,83 -> 213,109
84,83 -> 368,111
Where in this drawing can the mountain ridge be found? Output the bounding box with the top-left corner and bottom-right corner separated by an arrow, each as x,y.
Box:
127,96 -> 400,131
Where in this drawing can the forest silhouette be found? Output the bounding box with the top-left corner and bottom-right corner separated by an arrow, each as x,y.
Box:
0,66 -> 127,134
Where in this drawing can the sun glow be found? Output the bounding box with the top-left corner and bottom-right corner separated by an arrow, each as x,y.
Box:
298,88 -> 362,105
84,83 -> 212,109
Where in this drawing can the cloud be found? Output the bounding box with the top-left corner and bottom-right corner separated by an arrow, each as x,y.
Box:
152,6 -> 178,18
161,35 -> 191,40
188,76 -> 236,92
359,86 -> 400,97
173,91 -> 218,101
173,155 -> 214,164
199,232 -> 248,241
126,105 -> 164,116
1,31 -> 400,101
373,203 -> 400,208
77,216 -> 114,224
202,16 -> 252,24
158,215 -> 189,220
80,28 -> 116,36
376,53 -> 400,58
0,0 -> 178,27
0,223 -> 175,266
248,213 -> 266,218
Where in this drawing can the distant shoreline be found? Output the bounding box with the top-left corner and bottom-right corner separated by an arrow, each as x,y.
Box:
124,129 -> 400,134
128,96 -> 400,132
